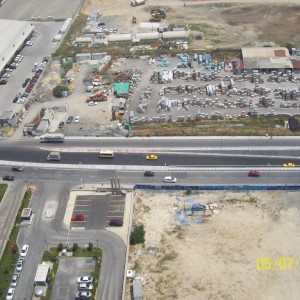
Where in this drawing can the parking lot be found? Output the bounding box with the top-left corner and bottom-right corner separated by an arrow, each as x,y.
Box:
51,257 -> 95,300
71,194 -> 125,229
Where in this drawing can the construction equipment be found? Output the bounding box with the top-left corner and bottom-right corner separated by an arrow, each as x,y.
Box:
149,7 -> 166,22
86,92 -> 107,103
132,16 -> 137,24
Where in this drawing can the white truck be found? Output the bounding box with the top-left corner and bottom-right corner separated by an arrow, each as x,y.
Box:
131,0 -> 145,7
47,152 -> 61,161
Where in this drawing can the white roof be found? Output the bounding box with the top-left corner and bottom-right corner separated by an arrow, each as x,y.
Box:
0,19 -> 34,72
34,264 -> 50,283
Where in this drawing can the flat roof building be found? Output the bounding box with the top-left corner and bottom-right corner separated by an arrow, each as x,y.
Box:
241,47 -> 293,71
0,19 -> 34,74
34,263 -> 50,286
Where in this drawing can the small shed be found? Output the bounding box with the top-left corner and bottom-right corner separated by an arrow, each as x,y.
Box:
35,119 -> 49,136
114,82 -> 130,98
34,263 -> 50,286
132,277 -> 143,300
21,208 -> 33,221
76,53 -> 92,61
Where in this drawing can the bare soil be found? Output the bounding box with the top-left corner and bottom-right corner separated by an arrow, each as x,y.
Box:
126,190 -> 300,300
81,0 -> 300,48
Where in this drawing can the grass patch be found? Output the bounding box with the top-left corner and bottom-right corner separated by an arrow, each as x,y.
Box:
0,188 -> 32,300
132,117 -> 296,137
0,184 -> 7,203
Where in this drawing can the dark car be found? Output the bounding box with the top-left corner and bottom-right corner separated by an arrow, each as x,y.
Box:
248,170 -> 260,177
58,121 -> 65,129
0,79 -> 7,85
109,219 -> 123,227
98,22 -> 105,26
13,96 -> 19,103
3,175 -> 15,181
66,116 -> 73,124
144,171 -> 155,177
12,167 -> 23,172
22,78 -> 30,88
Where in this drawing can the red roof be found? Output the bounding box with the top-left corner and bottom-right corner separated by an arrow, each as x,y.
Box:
274,49 -> 286,57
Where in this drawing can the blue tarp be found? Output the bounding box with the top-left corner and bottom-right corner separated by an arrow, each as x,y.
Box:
194,217 -> 203,223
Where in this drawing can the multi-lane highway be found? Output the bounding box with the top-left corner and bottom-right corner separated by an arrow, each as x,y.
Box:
1,136 -> 300,300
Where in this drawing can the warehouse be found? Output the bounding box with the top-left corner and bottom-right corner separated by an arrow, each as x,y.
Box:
0,19 -> 34,76
240,47 -> 293,73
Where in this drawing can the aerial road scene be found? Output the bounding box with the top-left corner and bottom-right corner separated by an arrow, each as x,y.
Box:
0,0 -> 300,299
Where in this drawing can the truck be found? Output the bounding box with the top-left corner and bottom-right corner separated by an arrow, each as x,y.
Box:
40,133 -> 64,143
47,152 -> 61,161
86,93 -> 107,103
131,0 -> 145,7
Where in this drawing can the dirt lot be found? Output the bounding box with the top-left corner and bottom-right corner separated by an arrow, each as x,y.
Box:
126,190 -> 300,300
81,0 -> 300,48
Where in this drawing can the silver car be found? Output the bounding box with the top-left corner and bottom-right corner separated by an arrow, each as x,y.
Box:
163,176 -> 177,183
10,274 -> 19,287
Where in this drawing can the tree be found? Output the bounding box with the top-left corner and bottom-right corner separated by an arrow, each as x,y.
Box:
130,225 -> 145,245
57,243 -> 64,252
72,243 -> 79,252
52,85 -> 69,98
88,243 -> 93,251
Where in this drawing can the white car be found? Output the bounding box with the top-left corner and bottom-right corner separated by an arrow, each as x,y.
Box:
75,291 -> 92,298
16,258 -> 25,272
20,244 -> 29,257
77,276 -> 93,284
6,288 -> 15,300
88,101 -> 97,106
25,41 -> 33,46
2,73 -> 10,78
10,274 -> 19,287
163,176 -> 177,183
74,116 -> 80,123
5,68 -> 13,72
78,283 -> 93,291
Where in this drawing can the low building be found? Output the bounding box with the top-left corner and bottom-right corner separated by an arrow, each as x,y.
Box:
21,208 -> 33,221
132,277 -> 143,300
35,119 -> 49,135
34,263 -> 50,286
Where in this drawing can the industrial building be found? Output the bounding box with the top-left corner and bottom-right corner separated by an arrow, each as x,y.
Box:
0,19 -> 35,76
239,47 -> 293,73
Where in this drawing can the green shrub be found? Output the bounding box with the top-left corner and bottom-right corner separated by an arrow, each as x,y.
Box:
130,225 -> 145,245
57,243 -> 64,252
186,187 -> 192,195
88,243 -> 93,251
72,243 -> 79,252
52,85 -> 69,98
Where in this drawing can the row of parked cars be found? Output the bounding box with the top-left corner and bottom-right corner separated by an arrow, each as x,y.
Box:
75,276 -> 94,299
6,245 -> 29,299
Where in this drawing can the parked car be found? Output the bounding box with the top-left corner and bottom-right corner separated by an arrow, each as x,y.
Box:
20,244 -> 29,257
12,167 -> 23,172
58,121 -> 65,129
283,162 -> 295,167
88,101 -> 97,106
10,273 -> 19,287
6,288 -> 15,300
2,73 -> 10,78
78,283 -> 93,291
98,22 -> 105,26
66,116 -> 73,124
145,154 -> 158,160
16,258 -> 25,272
71,215 -> 85,221
22,78 -> 30,88
74,116 -> 80,123
77,276 -> 93,284
32,31 -> 40,37
144,171 -> 155,177
10,63 -> 18,68
248,170 -> 260,177
163,176 -> 177,183
109,219 -> 123,227
42,56 -> 50,63
0,79 -> 7,85
25,41 -> 33,46
3,175 -> 15,181
75,291 -> 92,299
5,68 -> 13,72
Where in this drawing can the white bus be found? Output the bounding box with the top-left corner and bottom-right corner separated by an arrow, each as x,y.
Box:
99,150 -> 114,158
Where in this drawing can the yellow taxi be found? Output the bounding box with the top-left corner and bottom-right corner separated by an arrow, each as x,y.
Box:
146,154 -> 158,160
283,162 -> 295,167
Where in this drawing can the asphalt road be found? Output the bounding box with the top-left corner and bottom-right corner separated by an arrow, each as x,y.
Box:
13,181 -> 125,300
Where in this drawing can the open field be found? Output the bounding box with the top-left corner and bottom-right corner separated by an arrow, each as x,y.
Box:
126,190 -> 300,300
81,0 -> 300,48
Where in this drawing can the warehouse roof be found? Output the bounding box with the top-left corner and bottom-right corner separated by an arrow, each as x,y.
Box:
242,47 -> 293,69
0,19 -> 34,72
